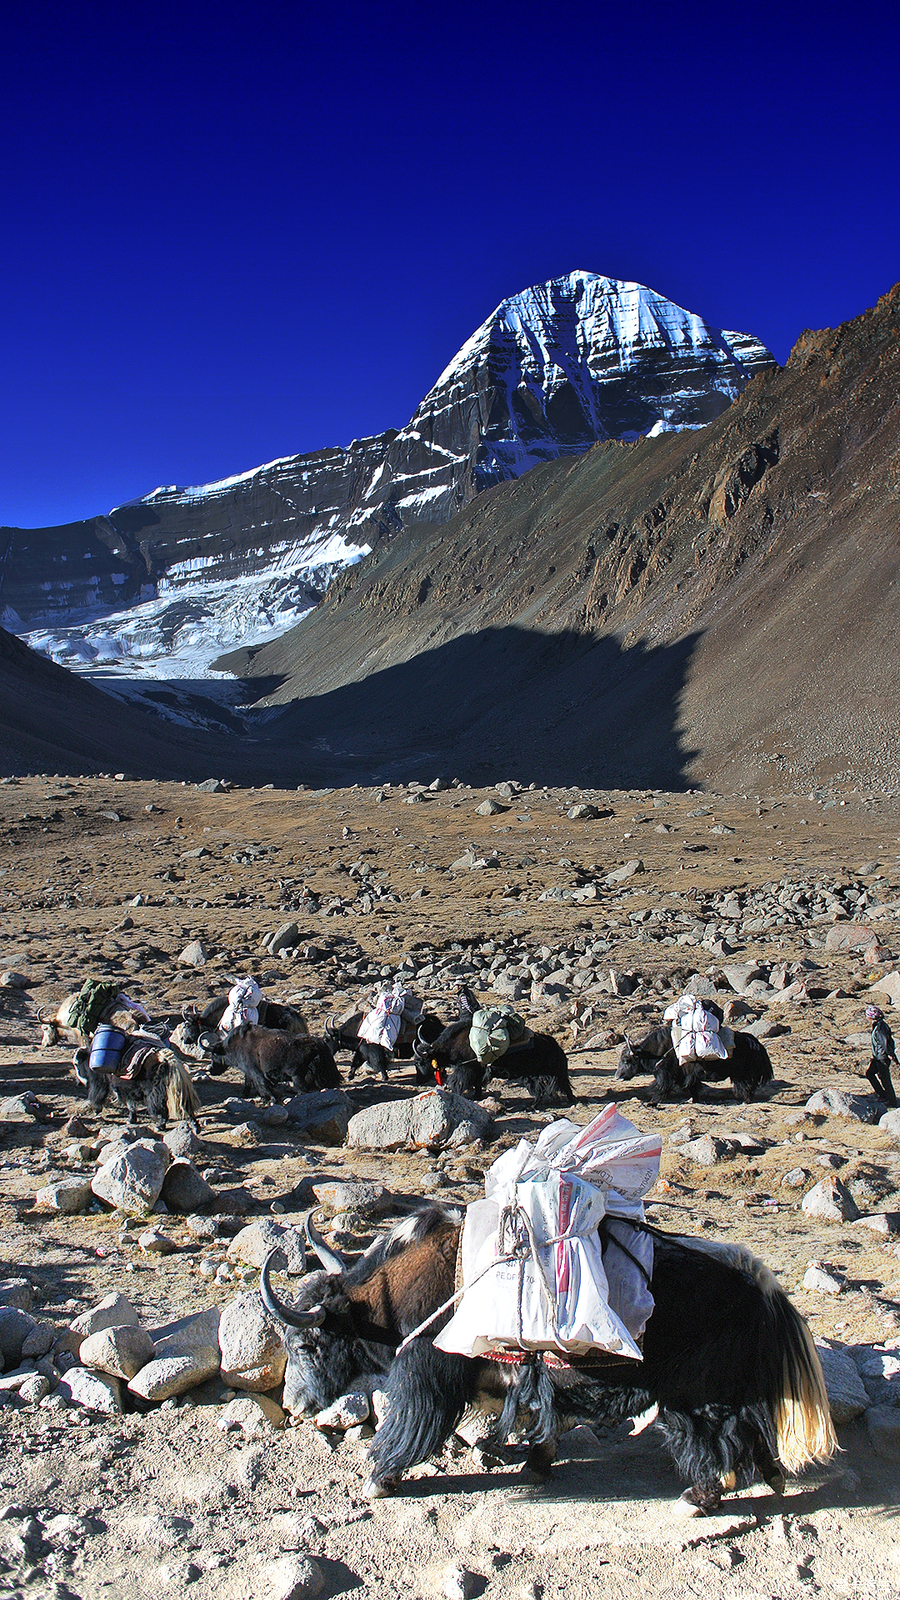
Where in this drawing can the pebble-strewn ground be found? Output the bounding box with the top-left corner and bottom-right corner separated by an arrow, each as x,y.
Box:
1,774 -> 900,1600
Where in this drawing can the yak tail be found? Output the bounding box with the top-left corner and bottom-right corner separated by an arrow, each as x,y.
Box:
770,1292 -> 837,1473
164,1055 -> 201,1123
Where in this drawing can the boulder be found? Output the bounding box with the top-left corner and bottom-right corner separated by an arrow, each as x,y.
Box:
79,1324 -> 155,1381
265,1555 -> 326,1600
0,1094 -> 43,1122
0,1279 -> 33,1312
284,1089 -> 352,1145
266,922 -> 301,955
310,1180 -> 390,1217
801,1177 -> 860,1223
865,1406 -> 900,1460
160,1160 -> 215,1213
816,1344 -> 869,1422
218,1291 -> 287,1393
128,1306 -> 221,1401
723,963 -> 767,993
227,1219 -> 309,1276
163,1122 -> 204,1159
346,1089 -> 492,1152
853,1347 -> 900,1407
475,799 -> 505,816
91,1139 -> 171,1214
56,1366 -> 123,1414
70,1292 -> 142,1341
0,1307 -> 37,1366
805,1089 -> 878,1123
567,804 -> 599,820
824,924 -> 877,952
879,1109 -> 900,1140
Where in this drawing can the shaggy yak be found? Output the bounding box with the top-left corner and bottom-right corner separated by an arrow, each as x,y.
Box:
179,996 -> 309,1051
73,1034 -> 199,1127
260,1206 -> 834,1512
324,1010 -> 445,1084
615,1025 -> 774,1105
206,1022 -> 341,1101
415,1019 -> 576,1111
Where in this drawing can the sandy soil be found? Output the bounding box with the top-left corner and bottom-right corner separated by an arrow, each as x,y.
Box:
1,774 -> 899,1600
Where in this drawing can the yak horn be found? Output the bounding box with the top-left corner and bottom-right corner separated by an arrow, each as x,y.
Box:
259,1249 -> 324,1328
304,1212 -> 345,1275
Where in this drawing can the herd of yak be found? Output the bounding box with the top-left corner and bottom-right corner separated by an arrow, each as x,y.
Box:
38,979 -> 775,1130
30,979 -> 828,1520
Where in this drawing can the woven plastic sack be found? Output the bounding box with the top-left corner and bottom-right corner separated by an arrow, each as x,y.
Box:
220,977 -> 262,1034
434,1105 -> 660,1360
358,982 -> 406,1049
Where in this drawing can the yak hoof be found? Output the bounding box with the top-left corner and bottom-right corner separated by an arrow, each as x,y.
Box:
676,1486 -> 723,1518
363,1476 -> 396,1500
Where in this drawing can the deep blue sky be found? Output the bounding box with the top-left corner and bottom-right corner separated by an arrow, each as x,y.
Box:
2,0 -> 897,529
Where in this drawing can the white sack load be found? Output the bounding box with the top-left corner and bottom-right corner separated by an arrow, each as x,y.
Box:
358,981 -> 407,1050
664,992 -> 729,1066
220,977 -> 262,1034
435,1104 -> 661,1361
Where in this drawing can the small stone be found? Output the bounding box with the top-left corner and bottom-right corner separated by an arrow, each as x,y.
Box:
217,1394 -> 285,1434
475,799 -> 505,816
310,1180 -> 390,1217
139,1227 -> 179,1255
443,1563 -> 480,1600
37,1177 -> 93,1215
801,1178 -> 860,1223
18,1373 -> 50,1404
803,1263 -> 843,1295
163,1122 -> 204,1159
879,1108 -> 900,1139
0,971 -> 30,989
265,1553 -> 326,1600
177,940 -> 209,968
605,858 -> 644,885
680,1135 -> 729,1167
314,1391 -> 371,1430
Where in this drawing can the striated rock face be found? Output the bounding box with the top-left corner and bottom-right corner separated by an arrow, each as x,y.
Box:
3,272 -> 773,676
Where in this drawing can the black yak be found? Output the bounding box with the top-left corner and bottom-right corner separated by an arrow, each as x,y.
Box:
206,1022 -> 341,1101
615,1025 -> 773,1105
261,1209 -> 834,1513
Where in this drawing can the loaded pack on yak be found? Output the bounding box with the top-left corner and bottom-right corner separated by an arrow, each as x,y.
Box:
73,1022 -> 199,1127
663,993 -> 732,1067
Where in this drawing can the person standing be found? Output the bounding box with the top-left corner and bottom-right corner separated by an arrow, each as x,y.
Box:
864,1004 -> 899,1107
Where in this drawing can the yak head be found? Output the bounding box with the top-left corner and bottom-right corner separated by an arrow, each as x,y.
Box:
260,1217 -> 370,1416
615,1035 -> 639,1081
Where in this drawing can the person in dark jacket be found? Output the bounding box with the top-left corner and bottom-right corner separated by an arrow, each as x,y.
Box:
864,1004 -> 898,1107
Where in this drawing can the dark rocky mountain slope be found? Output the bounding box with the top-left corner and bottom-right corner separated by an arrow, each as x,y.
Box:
218,286 -> 900,793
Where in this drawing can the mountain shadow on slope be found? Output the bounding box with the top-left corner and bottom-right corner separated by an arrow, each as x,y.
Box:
261,624 -> 700,790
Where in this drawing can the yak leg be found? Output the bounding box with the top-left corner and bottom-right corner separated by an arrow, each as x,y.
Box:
365,1341 -> 484,1498
648,1050 -> 682,1106
522,1436 -> 557,1482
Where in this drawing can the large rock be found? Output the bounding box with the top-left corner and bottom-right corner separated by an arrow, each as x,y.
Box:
723,963 -> 767,993
605,859 -> 644,885
879,1108 -> 900,1139
218,1292 -> 287,1393
0,1279 -> 33,1311
56,1366 -> 123,1414
70,1291 -> 142,1341
35,1178 -> 94,1214
163,1122 -> 205,1159
160,1159 -> 215,1213
824,924 -> 877,952
679,1135 -> 729,1167
177,940 -> 209,968
805,1089 -> 878,1123
346,1089 -> 492,1152
91,1139 -> 171,1214
865,1406 -> 900,1459
801,1177 -> 860,1223
0,1307 -> 37,1366
284,1089 -> 352,1145
79,1324 -> 156,1381
852,1345 -> 900,1407
227,1219 -> 309,1276
128,1306 -> 221,1401
310,1180 -> 390,1217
